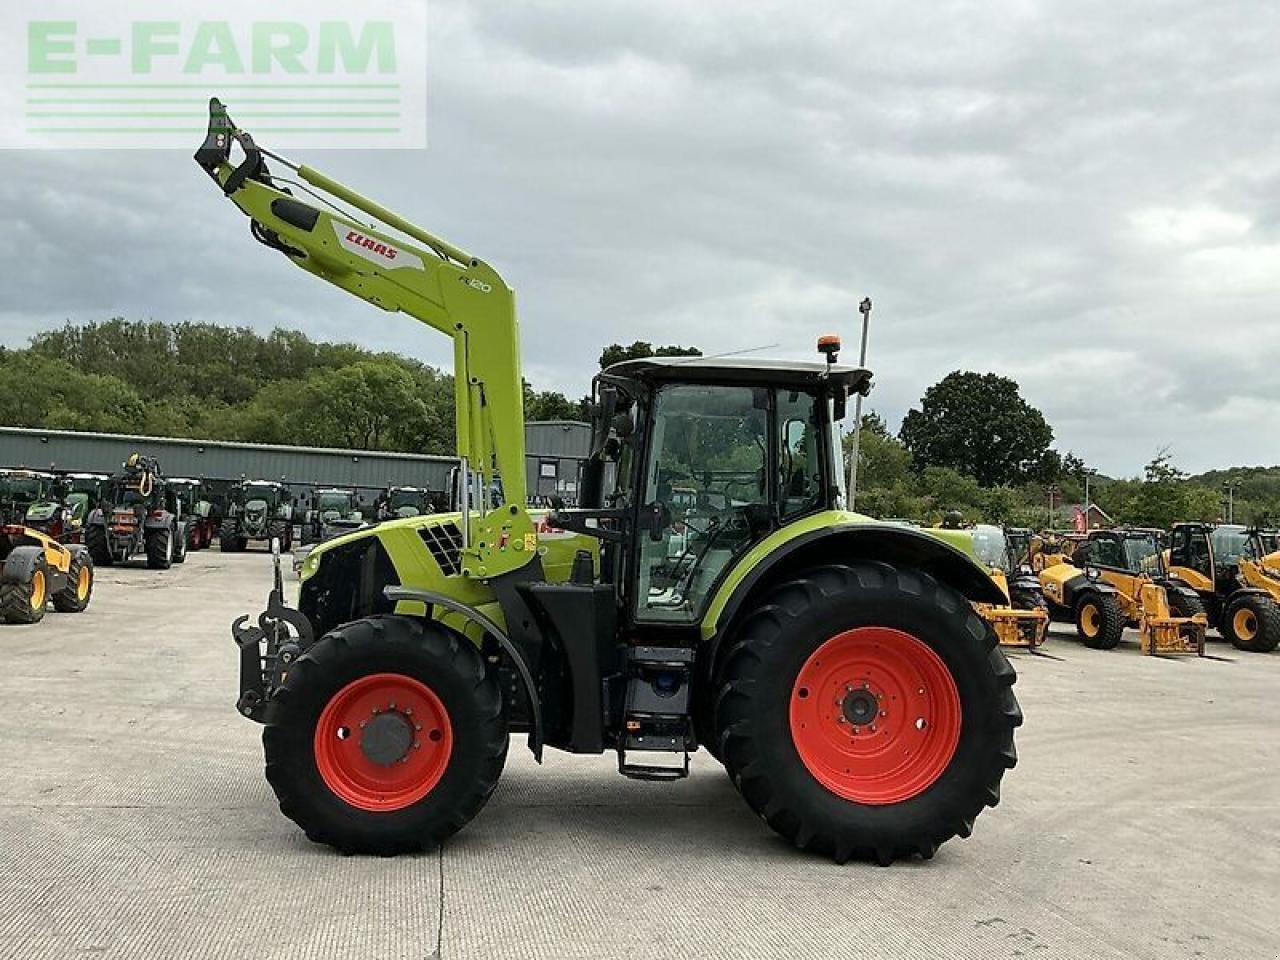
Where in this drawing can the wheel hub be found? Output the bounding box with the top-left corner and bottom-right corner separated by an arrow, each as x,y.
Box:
840,686 -> 882,728
361,711 -> 415,766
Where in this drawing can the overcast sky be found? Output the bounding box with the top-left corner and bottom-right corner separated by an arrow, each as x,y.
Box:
2,0 -> 1278,477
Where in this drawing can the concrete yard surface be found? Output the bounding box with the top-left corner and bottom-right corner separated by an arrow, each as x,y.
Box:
1,550 -> 1278,959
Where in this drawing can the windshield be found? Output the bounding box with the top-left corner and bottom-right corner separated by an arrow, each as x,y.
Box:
1123,536 -> 1163,575
1211,525 -> 1249,565
0,477 -> 44,502
972,524 -> 1008,571
316,493 -> 352,513
245,485 -> 278,503
389,490 -> 423,510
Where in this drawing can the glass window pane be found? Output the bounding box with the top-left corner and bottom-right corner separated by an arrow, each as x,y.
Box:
635,384 -> 767,623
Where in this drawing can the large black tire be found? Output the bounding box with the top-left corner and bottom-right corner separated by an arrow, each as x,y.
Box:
219,520 -> 244,553
172,525 -> 187,564
145,528 -> 171,570
263,615 -> 508,855
1167,590 -> 1206,621
1011,590 -> 1049,614
1221,593 -> 1280,653
0,557 -> 50,624
711,563 -> 1020,865
51,552 -> 94,613
85,523 -> 113,566
1074,592 -> 1125,650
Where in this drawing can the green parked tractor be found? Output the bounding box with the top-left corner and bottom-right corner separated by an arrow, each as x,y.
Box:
201,99 -> 1020,865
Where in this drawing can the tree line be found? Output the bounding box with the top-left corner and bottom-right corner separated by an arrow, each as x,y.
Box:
1,320 -> 1270,528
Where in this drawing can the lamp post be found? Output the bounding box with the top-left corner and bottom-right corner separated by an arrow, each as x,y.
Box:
846,297 -> 873,508
1047,483 -> 1060,528
1223,479 -> 1240,524
1083,469 -> 1098,531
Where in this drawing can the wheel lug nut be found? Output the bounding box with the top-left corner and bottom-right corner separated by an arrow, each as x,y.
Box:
359,720 -> 367,728
414,724 -> 422,731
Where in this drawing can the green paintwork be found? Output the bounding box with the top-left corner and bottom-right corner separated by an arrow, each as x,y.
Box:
698,513 -> 984,640
203,101 -> 533,578
299,510 -> 597,642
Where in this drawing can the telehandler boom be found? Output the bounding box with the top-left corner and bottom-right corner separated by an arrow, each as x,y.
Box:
199,98 -> 1020,864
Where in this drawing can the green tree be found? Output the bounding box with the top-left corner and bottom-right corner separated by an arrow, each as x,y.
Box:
598,341 -> 701,369
900,371 -> 1053,487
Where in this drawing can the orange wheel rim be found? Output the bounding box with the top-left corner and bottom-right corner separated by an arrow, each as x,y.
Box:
1081,604 -> 1100,636
30,570 -> 46,610
789,627 -> 962,805
1234,609 -> 1257,641
76,566 -> 90,600
314,673 -> 453,812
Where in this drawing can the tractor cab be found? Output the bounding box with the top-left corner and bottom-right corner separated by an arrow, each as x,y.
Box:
378,485 -> 433,520
0,469 -> 57,525
64,474 -> 110,525
567,355 -> 864,641
1074,528 -> 1169,580
1168,523 -> 1247,593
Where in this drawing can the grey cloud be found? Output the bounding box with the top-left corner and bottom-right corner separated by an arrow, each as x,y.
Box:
2,0 -> 1278,475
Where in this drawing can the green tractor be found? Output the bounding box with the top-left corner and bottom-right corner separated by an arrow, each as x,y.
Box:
301,487 -> 365,545
220,479 -> 294,552
202,99 -> 1019,864
376,485 -> 435,521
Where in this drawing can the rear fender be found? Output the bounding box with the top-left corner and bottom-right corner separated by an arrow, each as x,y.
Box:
705,521 -> 1007,643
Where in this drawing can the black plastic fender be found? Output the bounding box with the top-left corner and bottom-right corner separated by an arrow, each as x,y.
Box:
383,585 -> 544,761
1061,573 -> 1118,610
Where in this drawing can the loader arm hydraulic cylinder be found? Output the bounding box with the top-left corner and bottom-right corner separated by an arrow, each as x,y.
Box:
195,98 -> 533,578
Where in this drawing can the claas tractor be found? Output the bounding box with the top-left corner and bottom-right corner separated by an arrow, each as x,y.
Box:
168,478 -> 218,551
302,488 -> 365,545
1166,522 -> 1280,652
376,485 -> 434,521
968,525 -> 1049,650
220,480 -> 294,552
85,454 -> 187,569
1039,528 -> 1205,654
200,99 -> 1020,865
0,522 -> 94,624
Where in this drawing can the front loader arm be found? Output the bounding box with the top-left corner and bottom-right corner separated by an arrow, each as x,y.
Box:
195,98 -> 533,578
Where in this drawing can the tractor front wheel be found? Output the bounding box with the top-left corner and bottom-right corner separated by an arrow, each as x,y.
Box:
1074,593 -> 1125,650
1,557 -> 50,624
263,615 -> 508,855
219,521 -> 243,553
51,553 -> 94,613
1222,594 -> 1280,653
712,563 -> 1020,865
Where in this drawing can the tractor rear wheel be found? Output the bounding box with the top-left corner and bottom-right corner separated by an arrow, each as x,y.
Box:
145,528 -> 172,570
1,557 -> 50,624
263,615 -> 508,855
712,563 -> 1020,865
1222,594 -> 1280,653
51,553 -> 94,613
85,524 -> 113,566
1074,593 -> 1125,649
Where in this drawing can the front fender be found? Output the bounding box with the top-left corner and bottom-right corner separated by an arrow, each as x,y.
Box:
703,516 -> 1007,643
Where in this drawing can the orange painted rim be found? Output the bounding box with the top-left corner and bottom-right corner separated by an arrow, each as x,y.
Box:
76,566 -> 91,600
30,570 -> 46,610
1234,608 -> 1257,641
314,673 -> 452,812
1080,603 -> 1100,637
789,627 -> 962,805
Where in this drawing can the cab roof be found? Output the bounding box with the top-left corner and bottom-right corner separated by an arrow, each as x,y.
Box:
602,356 -> 872,394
